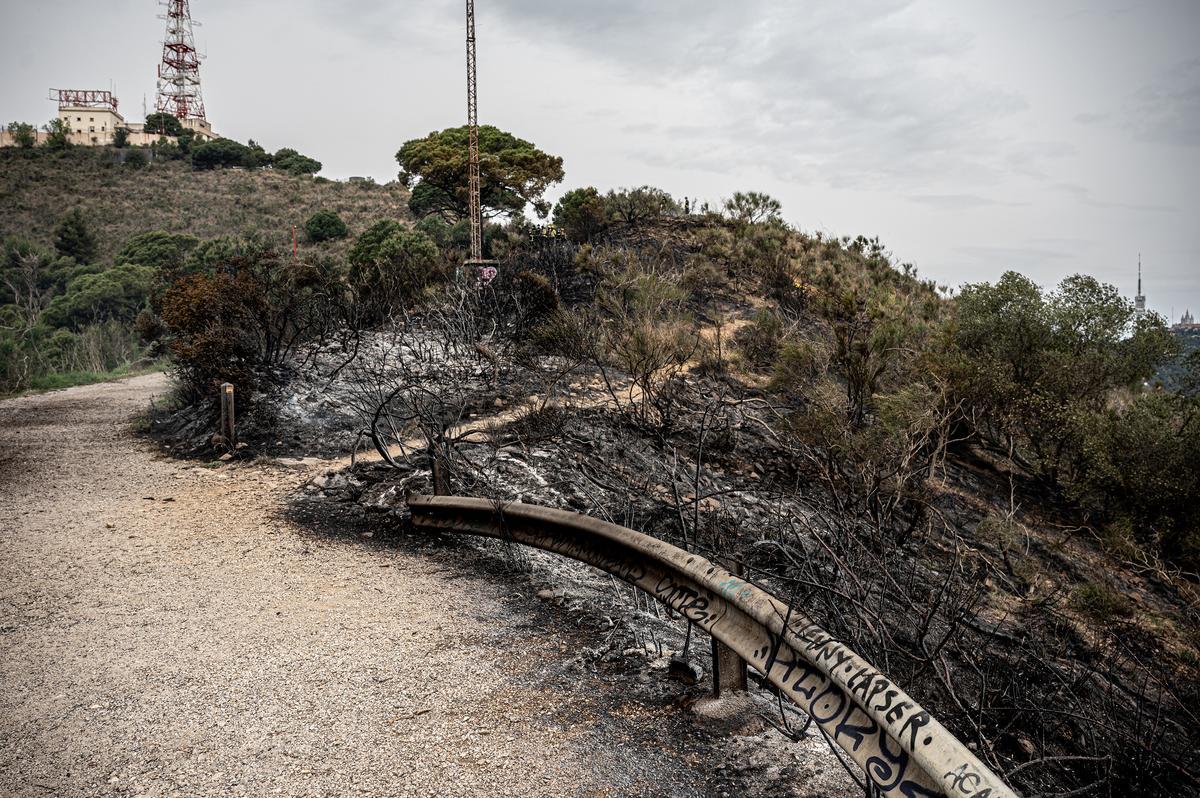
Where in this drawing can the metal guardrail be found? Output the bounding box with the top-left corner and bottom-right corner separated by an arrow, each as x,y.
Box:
408,495 -> 1018,798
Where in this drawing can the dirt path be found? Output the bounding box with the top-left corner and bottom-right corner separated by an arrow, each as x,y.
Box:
0,375 -> 717,797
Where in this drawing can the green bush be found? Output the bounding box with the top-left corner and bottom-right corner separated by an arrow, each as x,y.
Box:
348,220 -> 404,267
723,191 -> 783,225
941,271 -> 1198,567
42,118 -> 71,151
243,140 -> 272,169
735,309 -> 785,368
191,138 -> 252,171
54,208 -> 97,264
273,147 -> 322,176
151,137 -> 183,161
347,227 -> 442,314
144,113 -> 183,136
1072,391 -> 1200,569
1070,582 -> 1133,622
6,122 -> 36,148
43,263 -> 154,329
118,231 -> 200,273
183,235 -> 268,276
553,187 -> 608,243
771,339 -> 827,396
304,209 -> 348,243
603,186 -> 682,226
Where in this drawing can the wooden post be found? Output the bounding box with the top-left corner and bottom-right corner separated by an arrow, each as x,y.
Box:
220,382 -> 236,448
712,559 -> 748,698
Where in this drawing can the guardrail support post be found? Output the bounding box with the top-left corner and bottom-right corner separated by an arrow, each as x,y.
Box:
220,382 -> 236,448
711,559 -> 748,698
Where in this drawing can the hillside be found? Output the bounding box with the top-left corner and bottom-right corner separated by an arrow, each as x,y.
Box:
3,144 -> 1197,796
1158,327 -> 1200,389
0,147 -> 411,259
142,196 -> 1198,796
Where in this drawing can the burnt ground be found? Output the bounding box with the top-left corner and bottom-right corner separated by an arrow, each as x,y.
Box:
143,319 -> 1200,796
285,492 -> 859,798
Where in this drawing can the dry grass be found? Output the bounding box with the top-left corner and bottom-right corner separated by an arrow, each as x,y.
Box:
0,147 -> 412,260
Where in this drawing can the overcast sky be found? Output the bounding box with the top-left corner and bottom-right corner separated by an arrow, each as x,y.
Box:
2,1 -> 1196,317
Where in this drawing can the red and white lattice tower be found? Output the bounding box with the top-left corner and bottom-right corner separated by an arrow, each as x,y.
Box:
155,0 -> 206,120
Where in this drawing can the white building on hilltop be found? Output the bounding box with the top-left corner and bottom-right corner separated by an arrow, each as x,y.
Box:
0,89 -> 218,148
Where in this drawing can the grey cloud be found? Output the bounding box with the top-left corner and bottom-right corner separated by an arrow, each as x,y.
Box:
907,194 -> 1029,210
1073,56 -> 1200,148
956,245 -> 1073,268
1075,111 -> 1111,125
1128,56 -> 1200,147
1053,183 -> 1179,213
487,0 -> 1025,190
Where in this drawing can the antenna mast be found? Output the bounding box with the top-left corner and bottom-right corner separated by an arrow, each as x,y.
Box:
465,0 -> 483,265
156,0 -> 206,120
1135,253 -> 1146,315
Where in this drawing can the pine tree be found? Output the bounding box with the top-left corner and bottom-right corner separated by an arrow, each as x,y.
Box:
54,208 -> 98,264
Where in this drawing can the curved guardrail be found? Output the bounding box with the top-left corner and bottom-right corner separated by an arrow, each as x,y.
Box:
408,495 -> 1018,798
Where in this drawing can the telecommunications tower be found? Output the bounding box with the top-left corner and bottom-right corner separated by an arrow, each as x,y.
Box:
465,0 -> 484,266
156,0 -> 206,120
1135,254 -> 1147,316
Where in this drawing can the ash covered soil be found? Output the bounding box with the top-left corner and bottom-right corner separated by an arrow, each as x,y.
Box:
0,373 -> 853,797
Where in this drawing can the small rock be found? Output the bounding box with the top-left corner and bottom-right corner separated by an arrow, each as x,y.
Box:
667,657 -> 702,685
219,453 -> 234,462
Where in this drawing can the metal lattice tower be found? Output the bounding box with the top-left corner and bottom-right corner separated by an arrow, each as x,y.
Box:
1135,253 -> 1146,315
465,0 -> 483,264
156,0 -> 206,120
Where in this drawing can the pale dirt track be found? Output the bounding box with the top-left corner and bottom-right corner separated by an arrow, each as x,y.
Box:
0,374 -> 711,798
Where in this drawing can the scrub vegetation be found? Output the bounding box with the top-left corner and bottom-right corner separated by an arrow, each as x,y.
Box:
4,127 -> 1197,797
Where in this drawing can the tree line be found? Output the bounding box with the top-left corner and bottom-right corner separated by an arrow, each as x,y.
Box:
6,113 -> 321,175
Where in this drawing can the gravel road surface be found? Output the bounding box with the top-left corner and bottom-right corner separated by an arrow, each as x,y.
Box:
0,374 -> 745,797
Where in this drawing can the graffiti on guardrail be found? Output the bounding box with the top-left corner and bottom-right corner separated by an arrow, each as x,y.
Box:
408,496 -> 1018,798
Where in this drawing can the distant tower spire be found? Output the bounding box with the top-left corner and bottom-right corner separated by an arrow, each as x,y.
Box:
1135,253 -> 1147,315
155,0 -> 206,120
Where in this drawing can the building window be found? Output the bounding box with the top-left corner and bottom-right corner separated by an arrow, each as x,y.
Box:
89,117 -> 94,122
76,117 -> 81,121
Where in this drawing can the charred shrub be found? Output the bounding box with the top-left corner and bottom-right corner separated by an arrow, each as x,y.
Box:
511,270 -> 560,332
160,271 -> 264,397
159,251 -> 341,399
